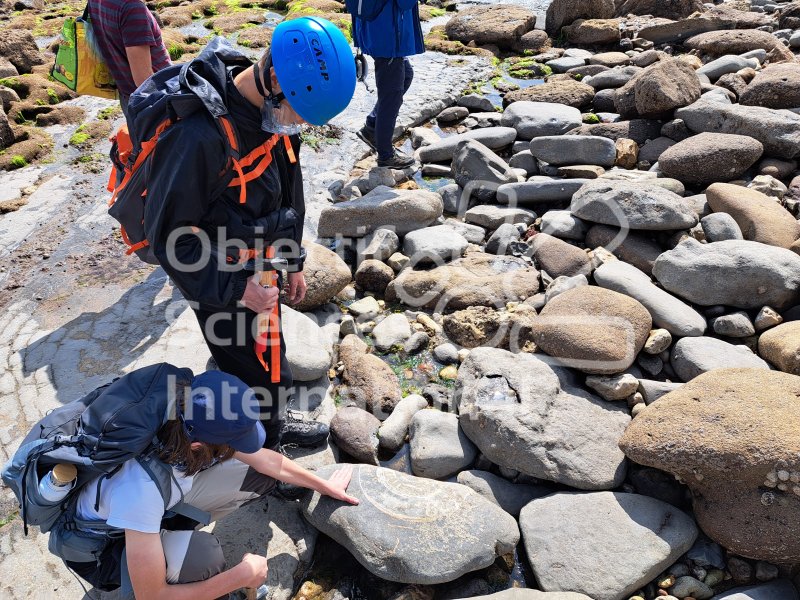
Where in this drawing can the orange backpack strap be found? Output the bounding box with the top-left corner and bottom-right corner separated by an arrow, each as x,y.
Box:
283,135 -> 296,164
253,246 -> 282,383
109,118 -> 172,207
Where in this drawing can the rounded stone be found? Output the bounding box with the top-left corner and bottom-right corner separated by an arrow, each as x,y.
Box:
659,133 -> 764,186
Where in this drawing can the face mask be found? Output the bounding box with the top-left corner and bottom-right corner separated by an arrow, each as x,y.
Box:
254,53 -> 303,136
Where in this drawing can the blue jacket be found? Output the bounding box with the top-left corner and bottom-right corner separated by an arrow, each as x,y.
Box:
352,0 -> 424,58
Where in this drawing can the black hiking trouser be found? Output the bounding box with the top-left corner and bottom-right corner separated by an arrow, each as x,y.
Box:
193,299 -> 293,452
365,57 -> 414,162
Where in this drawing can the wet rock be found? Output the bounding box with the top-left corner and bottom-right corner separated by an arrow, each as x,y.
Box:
519,492 -> 698,600
318,186 -> 443,238
714,580 -> 800,600
362,228 -> 400,262
711,311 -> 755,338
496,178 -> 590,206
671,336 -> 769,381
585,224 -> 662,276
654,238 -> 800,309
330,406 -> 380,464
532,285 -> 652,374
529,232 -> 592,278
437,106 -> 469,124
620,368 -> 800,563
659,133 -> 763,186
386,253 -> 540,311
485,223 -> 521,255
403,331 -> 429,355
615,58 -> 702,119
445,4 -> 537,50
456,470 -> 551,517
706,183 -> 800,249
355,258 -> 394,294
296,242 -> 353,311
409,410 -> 477,479
701,212 -> 743,242
515,29 -> 551,54
571,180 -> 698,231
457,348 -> 630,488
615,0 -> 703,18
372,313 -> 412,353
283,306 -> 333,382
547,57 -> 587,74
411,127 -> 442,149
545,0 -> 614,35
464,205 -> 537,230
504,80 -> 595,109
433,343 -> 459,365
458,94 -> 495,113
759,321 -> 800,375
0,30 -> 44,74
676,99 -> 800,159
453,140 -> 518,201
339,335 -> 402,418
529,135 -> 616,167
566,18 -> 621,45
686,30 -> 794,62
349,296 -> 381,320
402,225 -> 468,265
420,126 -> 516,163
500,101 -> 582,140
379,395 -> 429,452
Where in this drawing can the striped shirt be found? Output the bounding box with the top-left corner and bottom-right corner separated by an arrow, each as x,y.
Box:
88,0 -> 171,96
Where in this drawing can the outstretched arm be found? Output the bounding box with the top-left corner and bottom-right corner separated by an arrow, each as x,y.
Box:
234,449 -> 359,504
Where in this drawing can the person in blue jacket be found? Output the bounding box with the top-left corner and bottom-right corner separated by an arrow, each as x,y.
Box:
352,0 -> 424,169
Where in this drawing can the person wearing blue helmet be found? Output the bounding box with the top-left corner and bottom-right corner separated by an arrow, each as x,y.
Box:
141,18 -> 357,460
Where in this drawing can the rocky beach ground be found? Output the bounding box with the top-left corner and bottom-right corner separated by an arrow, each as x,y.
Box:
1,0 -> 800,599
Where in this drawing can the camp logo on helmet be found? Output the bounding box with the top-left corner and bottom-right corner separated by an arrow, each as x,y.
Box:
309,35 -> 330,81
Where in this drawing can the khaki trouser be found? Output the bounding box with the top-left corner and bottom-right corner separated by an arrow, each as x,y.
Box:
118,458 -> 274,598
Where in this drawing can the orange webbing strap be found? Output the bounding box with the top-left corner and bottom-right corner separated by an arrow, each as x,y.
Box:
119,226 -> 150,255
106,167 -> 117,193
108,118 -> 172,207
254,247 -> 282,383
282,135 -> 296,163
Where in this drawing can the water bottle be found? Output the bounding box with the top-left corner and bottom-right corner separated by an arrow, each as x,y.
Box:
38,463 -> 77,503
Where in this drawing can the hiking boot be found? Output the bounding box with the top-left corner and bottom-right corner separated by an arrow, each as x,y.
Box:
377,149 -> 415,169
279,410 -> 329,448
356,125 -> 377,150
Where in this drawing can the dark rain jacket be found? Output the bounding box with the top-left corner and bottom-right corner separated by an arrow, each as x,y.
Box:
143,64 -> 305,312
352,0 -> 424,58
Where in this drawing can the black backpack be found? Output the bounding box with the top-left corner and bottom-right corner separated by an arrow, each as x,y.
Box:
107,37 -> 296,264
1,363 -> 209,571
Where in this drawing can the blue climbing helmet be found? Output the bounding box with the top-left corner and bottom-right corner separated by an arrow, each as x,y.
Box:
269,16 -> 357,126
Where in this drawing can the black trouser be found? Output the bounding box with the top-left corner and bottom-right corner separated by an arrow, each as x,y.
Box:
365,57 -> 414,161
193,300 -> 293,451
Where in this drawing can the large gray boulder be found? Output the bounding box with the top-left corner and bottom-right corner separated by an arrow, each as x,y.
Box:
658,133 -> 763,186
545,0 -> 615,35
530,135 -> 617,167
402,225 -> 469,265
445,4 -> 537,50
418,127 -> 518,163
671,337 -> 770,381
282,306 -> 333,381
301,464 -> 520,584
571,180 -> 698,231
614,58 -> 701,119
519,492 -> 698,600
453,140 -> 518,201
653,238 -> 800,309
318,186 -> 443,238
409,410 -> 477,479
676,99 -> 800,159
500,101 -> 583,140
496,178 -> 590,205
594,261 -> 706,337
456,470 -> 552,517
457,348 -> 630,490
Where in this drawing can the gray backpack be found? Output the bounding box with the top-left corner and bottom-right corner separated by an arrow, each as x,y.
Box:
1,363 -> 209,580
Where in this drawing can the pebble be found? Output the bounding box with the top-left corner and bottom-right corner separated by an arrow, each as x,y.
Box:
457,348 -> 471,363
631,403 -> 646,417
349,296 -> 382,320
585,373 -> 640,401
433,343 -> 459,365
703,569 -> 725,587
670,575 -> 713,600
754,560 -> 779,581
727,556 -> 754,584
403,332 -> 429,355
637,353 -> 664,377
416,313 -> 442,334
754,306 -> 783,332
388,252 -> 410,272
439,365 -> 459,381
658,575 -> 676,588
644,329 -> 672,355
711,311 -> 756,338
340,315 -> 357,337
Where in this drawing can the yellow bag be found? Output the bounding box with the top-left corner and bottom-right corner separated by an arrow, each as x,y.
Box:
52,4 -> 118,100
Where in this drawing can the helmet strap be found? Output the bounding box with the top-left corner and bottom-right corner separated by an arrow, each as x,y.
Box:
255,50 -> 287,107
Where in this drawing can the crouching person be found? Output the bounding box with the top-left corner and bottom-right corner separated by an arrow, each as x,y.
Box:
2,363 -> 357,599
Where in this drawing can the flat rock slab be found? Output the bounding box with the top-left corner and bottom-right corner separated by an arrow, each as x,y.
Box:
318,186 -> 443,238
500,101 -> 583,140
571,180 -> 698,231
456,469 -> 552,516
671,336 -> 770,381
301,464 -> 520,584
530,135 -> 617,167
519,492 -> 698,600
594,260 -> 707,337
621,368 -> 800,563
418,127 -> 518,163
497,178 -> 590,205
457,347 -> 630,490
653,238 -> 800,310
